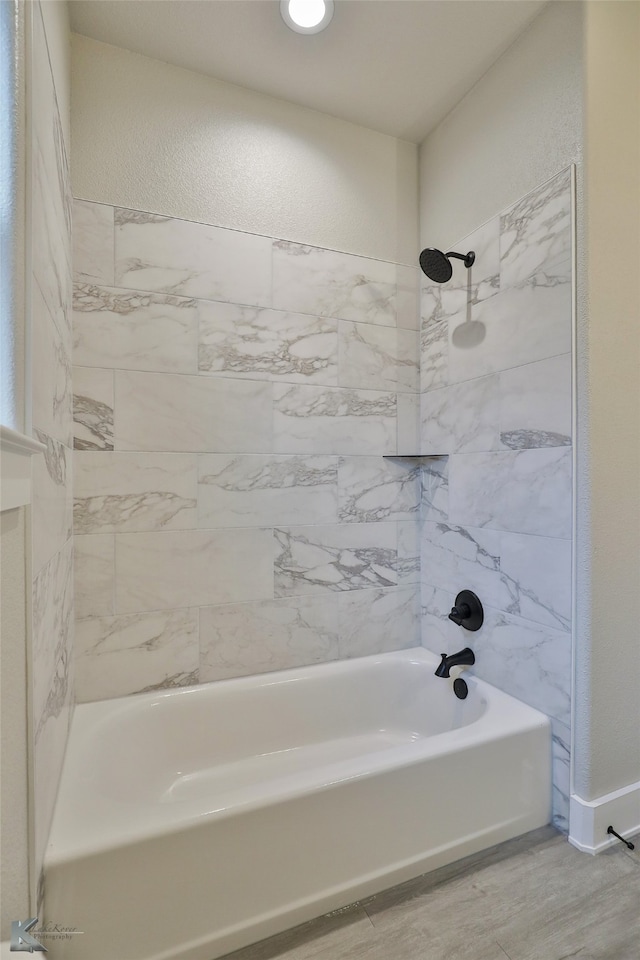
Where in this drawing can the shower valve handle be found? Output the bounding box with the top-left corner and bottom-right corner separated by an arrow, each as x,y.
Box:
447,591 -> 484,632
448,603 -> 471,625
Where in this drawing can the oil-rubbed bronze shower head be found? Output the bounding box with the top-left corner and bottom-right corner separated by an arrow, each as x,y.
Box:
419,248 -> 475,283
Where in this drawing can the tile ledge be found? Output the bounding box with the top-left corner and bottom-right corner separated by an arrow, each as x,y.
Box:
384,454 -> 449,461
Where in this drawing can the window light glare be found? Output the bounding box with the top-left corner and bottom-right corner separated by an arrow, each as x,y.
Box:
280,0 -> 334,34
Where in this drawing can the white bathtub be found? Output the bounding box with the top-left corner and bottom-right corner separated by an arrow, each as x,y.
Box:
45,647 -> 551,960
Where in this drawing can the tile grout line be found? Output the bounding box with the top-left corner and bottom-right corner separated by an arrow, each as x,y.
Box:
495,940 -> 514,960
362,903 -> 376,928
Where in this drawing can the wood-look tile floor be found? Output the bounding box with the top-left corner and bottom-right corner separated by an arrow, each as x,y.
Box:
222,827 -> 640,960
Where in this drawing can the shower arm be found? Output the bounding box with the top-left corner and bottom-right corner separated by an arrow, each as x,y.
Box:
445,251 -> 476,268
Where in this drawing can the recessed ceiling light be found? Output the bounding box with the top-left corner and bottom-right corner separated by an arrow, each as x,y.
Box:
280,0 -> 334,35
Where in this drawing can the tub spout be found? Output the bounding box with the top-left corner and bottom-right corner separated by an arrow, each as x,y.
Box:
435,648 -> 475,678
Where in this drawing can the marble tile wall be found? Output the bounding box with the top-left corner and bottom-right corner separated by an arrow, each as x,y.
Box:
72,202 -> 421,702
29,2 -> 74,905
419,168 -> 573,831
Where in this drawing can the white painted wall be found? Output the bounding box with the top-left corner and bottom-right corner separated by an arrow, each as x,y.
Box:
70,34 -> 418,264
575,0 -> 640,803
418,1 -> 583,249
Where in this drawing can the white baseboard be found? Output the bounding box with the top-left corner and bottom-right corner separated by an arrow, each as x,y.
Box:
569,780 -> 640,854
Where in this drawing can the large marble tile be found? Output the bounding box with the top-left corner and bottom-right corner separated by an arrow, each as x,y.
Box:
421,523 -> 571,634
550,717 -> 571,833
73,283 -> 199,374
397,520 -> 420,585
72,199 -> 114,285
421,287 -> 455,328
337,586 -> 420,658
499,353 -> 572,449
420,457 -> 449,522
421,587 -> 571,724
198,301 -> 338,385
397,329 -> 420,393
419,317 -> 448,392
32,142 -> 71,331
420,522 -> 508,612
33,697 -> 74,899
31,432 -> 73,576
396,394 -> 419,455
114,370 -> 273,453
421,215 -> 501,326
73,365 -> 114,450
32,282 -> 73,447
395,264 -> 419,331
30,7 -> 73,890
273,384 -> 396,455
115,528 -> 274,613
499,531 -> 572,632
31,8 -> 70,240
500,167 -> 572,287
74,534 -> 115,620
272,241 -> 396,326
454,216 -> 501,301
337,457 -> 419,522
32,170 -> 71,349
421,375 -> 500,454
75,608 -> 199,702
32,538 -> 74,755
453,603 -> 572,727
274,522 -> 397,597
198,454 -> 338,528
448,447 -> 572,538
447,274 -> 572,384
199,595 -> 339,681
74,452 -> 198,533
338,322 -> 417,393
31,33 -> 71,336
114,209 -> 272,307
421,583 -> 467,655
33,691 -> 73,900
31,535 -> 74,882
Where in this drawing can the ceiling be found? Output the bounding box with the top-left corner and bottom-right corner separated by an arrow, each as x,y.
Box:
68,0 -> 547,143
